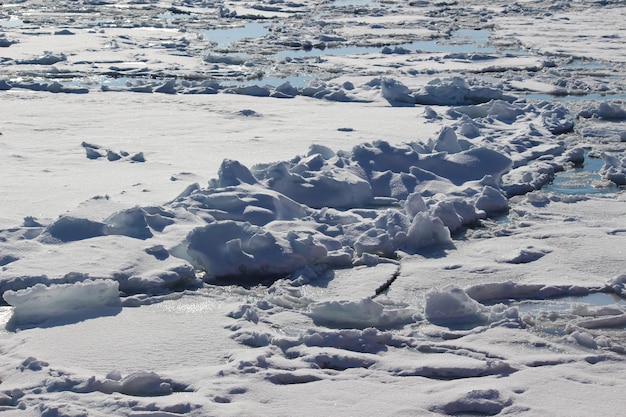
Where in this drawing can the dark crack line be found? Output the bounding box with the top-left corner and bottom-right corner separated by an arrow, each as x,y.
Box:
371,265 -> 401,299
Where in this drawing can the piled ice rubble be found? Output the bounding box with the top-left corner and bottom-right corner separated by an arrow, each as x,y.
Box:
171,95 -> 582,282
413,77 -> 503,106
600,152 -> 626,186
0,75 -> 533,108
173,134 -> 516,280
576,101 -> 626,185
578,101 -> 626,121
0,88 -> 589,295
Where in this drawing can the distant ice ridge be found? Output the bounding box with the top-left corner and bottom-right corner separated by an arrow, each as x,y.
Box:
2,280 -> 121,328
0,75 -> 553,110
383,77 -> 503,106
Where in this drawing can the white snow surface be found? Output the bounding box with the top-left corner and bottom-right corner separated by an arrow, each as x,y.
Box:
1,0 -> 626,416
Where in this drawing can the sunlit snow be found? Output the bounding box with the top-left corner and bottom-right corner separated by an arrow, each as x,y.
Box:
1,0 -> 626,416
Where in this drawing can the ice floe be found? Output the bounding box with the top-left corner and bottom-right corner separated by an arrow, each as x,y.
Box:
1,0 -> 626,415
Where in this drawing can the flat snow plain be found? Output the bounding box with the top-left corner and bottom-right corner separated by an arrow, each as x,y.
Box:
1,0 -> 626,416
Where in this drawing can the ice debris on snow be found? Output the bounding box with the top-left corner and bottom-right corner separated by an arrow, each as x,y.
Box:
600,152 -> 626,186
81,141 -> 146,162
578,101 -> 626,120
423,285 -> 522,327
424,285 -> 488,325
308,298 -> 417,328
0,94 -> 580,291
414,77 -> 503,106
20,356 -> 49,372
176,137 -> 511,280
432,389 -> 512,415
73,371 -> 184,397
379,77 -> 506,107
465,280 -> 591,303
3,280 -> 121,328
18,51 -> 67,65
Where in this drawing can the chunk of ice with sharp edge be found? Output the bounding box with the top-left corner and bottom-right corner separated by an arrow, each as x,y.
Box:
424,285 -> 487,325
3,279 -> 121,328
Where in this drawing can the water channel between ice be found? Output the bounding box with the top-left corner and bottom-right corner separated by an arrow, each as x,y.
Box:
62,27 -> 503,89
543,150 -> 617,195
515,292 -> 626,314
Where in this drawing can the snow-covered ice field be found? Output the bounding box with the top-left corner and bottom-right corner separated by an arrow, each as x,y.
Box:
1,0 -> 626,415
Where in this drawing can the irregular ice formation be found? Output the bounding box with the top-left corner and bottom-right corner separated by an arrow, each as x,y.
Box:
578,101 -> 626,120
0,97 -> 574,289
174,94 -> 565,282
414,77 -> 503,106
424,286 -> 488,325
423,285 -> 521,327
465,281 -> 591,303
497,246 -> 551,264
3,280 -> 121,328
538,101 -> 575,134
608,274 -> 626,297
73,371 -> 183,397
38,206 -> 174,243
431,389 -> 512,415
18,52 -> 67,65
174,136 -> 517,279
600,152 -> 626,186
308,298 -> 417,328
186,220 -> 341,278
381,78 -> 415,105
380,77 -> 505,107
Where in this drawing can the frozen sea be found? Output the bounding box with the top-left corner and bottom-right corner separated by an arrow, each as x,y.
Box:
1,0 -> 626,416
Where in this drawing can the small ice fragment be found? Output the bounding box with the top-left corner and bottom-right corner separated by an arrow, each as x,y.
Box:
3,280 -> 121,328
